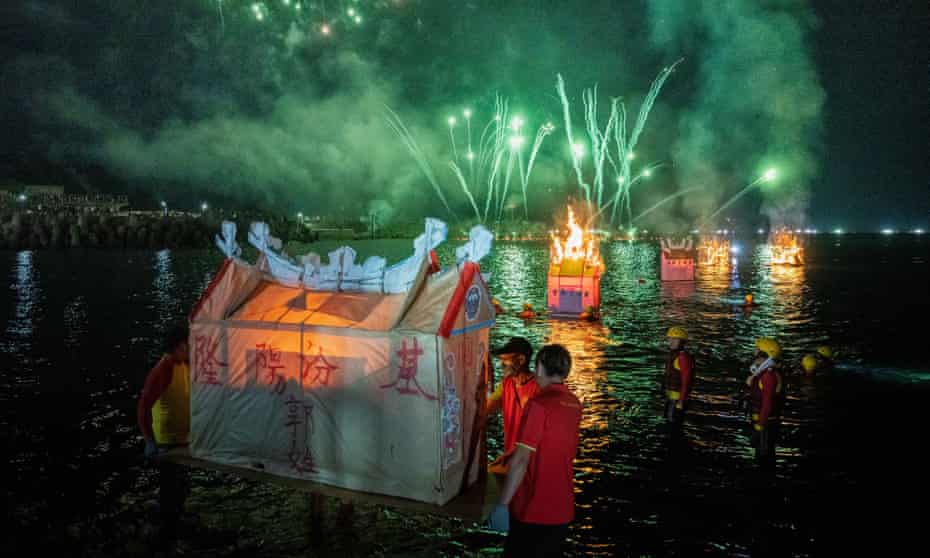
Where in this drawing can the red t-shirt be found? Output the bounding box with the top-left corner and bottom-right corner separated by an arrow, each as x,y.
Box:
501,374 -> 541,454
509,383 -> 582,525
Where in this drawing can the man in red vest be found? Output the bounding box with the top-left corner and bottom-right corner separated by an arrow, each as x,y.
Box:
485,337 -> 540,474
746,338 -> 786,468
488,344 -> 582,557
663,326 -> 695,426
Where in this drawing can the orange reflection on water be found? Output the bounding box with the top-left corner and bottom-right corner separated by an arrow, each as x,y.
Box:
544,319 -> 616,480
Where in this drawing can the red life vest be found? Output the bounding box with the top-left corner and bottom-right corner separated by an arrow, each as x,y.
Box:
664,350 -> 693,400
750,368 -> 785,422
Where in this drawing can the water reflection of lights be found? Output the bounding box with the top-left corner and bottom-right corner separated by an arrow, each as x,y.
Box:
153,249 -> 176,331
546,319 -> 616,481
6,251 -> 40,349
494,243 -> 534,306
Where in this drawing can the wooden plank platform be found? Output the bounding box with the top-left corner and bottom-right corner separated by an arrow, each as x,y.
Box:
159,448 -> 500,522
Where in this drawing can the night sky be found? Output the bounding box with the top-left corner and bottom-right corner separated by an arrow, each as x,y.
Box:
1,1 -> 927,231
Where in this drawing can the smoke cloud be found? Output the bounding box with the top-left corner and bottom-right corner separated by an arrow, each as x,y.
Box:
3,1 -> 823,228
647,0 -> 824,228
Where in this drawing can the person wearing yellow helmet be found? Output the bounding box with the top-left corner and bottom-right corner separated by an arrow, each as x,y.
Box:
663,327 -> 695,426
815,345 -> 835,371
801,353 -> 819,374
518,303 -> 537,320
745,338 -> 785,468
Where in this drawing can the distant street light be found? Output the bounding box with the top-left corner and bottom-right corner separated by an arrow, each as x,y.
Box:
201,202 -> 208,212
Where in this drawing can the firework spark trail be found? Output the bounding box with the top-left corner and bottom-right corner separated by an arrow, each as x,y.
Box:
610,100 -> 630,225
217,0 -> 225,31
624,60 -> 682,225
498,148 -> 518,222
606,60 -> 682,227
447,119 -> 459,162
521,123 -> 553,219
557,74 -> 591,203
450,162 -> 482,222
706,176 -> 767,221
583,86 -> 618,212
485,150 -> 505,223
632,185 -> 704,223
384,107 -> 456,218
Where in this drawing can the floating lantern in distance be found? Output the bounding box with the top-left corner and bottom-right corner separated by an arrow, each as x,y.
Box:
770,228 -> 804,266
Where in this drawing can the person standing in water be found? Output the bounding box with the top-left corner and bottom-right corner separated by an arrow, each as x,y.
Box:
663,327 -> 695,426
745,338 -> 786,469
137,324 -> 191,544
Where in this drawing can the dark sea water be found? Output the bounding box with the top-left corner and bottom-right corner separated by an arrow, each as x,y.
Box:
1,235 -> 927,556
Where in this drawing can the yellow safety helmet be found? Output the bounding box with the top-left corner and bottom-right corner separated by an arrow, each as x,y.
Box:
755,338 -> 782,359
817,346 -> 834,359
666,327 -> 689,340
801,354 -> 819,373
522,303 -> 533,310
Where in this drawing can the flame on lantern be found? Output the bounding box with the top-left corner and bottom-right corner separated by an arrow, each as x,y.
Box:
698,236 -> 730,266
770,228 -> 804,265
550,207 -> 604,269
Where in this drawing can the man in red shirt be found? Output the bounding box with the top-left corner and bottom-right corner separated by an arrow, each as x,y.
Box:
488,344 -> 582,557
485,337 -> 540,474
663,326 -> 695,426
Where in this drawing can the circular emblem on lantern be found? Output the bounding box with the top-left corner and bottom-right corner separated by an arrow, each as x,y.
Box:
465,285 -> 481,321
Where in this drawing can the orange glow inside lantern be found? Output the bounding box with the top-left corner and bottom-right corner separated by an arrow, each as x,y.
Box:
770,228 -> 804,266
547,207 -> 604,317
698,236 -> 730,266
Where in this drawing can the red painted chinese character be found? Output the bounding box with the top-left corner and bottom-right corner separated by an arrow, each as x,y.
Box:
194,334 -> 227,386
381,338 -> 436,400
302,345 -> 339,387
255,343 -> 286,395
284,395 -> 315,474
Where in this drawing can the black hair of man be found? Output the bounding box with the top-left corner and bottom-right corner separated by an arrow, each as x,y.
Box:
536,344 -> 572,378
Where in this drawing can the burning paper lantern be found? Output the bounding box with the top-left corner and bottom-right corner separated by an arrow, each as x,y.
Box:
770,228 -> 804,266
547,207 -> 604,318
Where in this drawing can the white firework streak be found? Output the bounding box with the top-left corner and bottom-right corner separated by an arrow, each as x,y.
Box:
384,107 -> 456,218
557,74 -> 591,204
632,185 -> 704,224
450,162 -> 482,222
583,86 -> 618,212
612,60 -> 682,227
